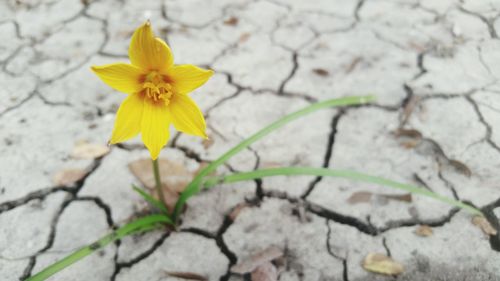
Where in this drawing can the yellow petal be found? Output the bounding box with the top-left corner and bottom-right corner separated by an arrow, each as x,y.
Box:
91,63 -> 144,94
168,65 -> 214,94
129,21 -> 174,72
110,93 -> 144,144
170,94 -> 207,138
141,99 -> 171,160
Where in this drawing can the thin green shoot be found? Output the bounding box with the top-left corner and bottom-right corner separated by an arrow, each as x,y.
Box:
203,167 -> 483,216
173,95 -> 376,220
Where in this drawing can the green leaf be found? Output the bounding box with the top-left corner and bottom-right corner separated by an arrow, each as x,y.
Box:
132,184 -> 170,215
27,214 -> 172,281
203,167 -> 483,216
173,95 -> 376,220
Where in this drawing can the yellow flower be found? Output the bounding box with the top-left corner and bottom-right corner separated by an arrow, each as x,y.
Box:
91,21 -> 213,160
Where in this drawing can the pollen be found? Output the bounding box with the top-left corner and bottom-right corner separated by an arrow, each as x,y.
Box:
143,71 -> 173,105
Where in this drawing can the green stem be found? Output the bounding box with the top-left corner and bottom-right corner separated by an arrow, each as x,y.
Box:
172,95 -> 376,221
27,214 -> 171,281
152,159 -> 167,210
203,167 -> 483,216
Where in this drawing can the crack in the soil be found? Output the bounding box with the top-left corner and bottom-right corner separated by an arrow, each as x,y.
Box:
18,195 -> 73,280
354,0 -> 365,22
466,95 -> 500,153
180,209 -> 239,281
480,197 -> 500,252
277,51 -> 298,95
382,237 -> 392,257
15,156 -> 104,279
110,231 -> 170,281
458,6 -> 499,39
301,110 -> 345,199
325,220 -> 349,281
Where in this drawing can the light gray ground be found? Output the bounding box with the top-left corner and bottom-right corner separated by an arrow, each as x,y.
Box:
1,0 -> 500,280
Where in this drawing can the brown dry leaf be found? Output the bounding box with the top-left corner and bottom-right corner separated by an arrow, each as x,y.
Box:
394,129 -> 423,149
128,158 -> 196,193
202,137 -> 215,149
414,225 -> 433,237
251,262 -> 278,281
347,191 -> 373,204
224,17 -> 239,26
383,193 -> 412,203
71,142 -> 110,159
472,216 -> 497,236
229,202 -> 249,221
348,192 -> 411,204
345,56 -> 362,74
239,33 -> 251,43
362,253 -> 404,276
448,159 -> 472,177
231,246 -> 284,274
164,271 -> 207,281
159,184 -> 180,214
400,140 -> 420,149
394,128 -> 422,139
400,95 -> 421,126
53,169 -> 87,186
312,68 -> 329,77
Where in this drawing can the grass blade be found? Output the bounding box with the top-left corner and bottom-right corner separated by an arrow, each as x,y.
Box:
203,167 -> 483,216
27,214 -> 172,281
132,184 -> 170,215
173,95 -> 376,220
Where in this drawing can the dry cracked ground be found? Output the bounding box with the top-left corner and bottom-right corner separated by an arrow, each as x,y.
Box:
2,0 -> 500,280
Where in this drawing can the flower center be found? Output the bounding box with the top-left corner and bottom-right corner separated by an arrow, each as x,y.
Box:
142,71 -> 173,105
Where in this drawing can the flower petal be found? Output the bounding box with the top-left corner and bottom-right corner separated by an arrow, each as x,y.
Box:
110,93 -> 144,144
141,100 -> 171,160
170,94 -> 207,138
91,63 -> 144,94
129,21 -> 174,72
168,64 -> 214,94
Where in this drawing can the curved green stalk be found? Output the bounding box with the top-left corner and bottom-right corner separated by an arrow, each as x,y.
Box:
203,167 -> 483,216
152,159 -> 168,210
173,95 -> 376,220
132,184 -> 170,215
27,214 -> 172,281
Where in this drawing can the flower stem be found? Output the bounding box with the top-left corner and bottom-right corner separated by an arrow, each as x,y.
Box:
152,159 -> 167,210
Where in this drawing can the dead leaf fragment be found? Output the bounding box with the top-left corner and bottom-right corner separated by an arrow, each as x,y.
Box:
347,191 -> 373,204
53,169 -> 87,186
383,193 -> 412,203
448,159 -> 472,177
71,142 -> 110,159
229,202 -> 249,221
362,253 -> 404,276
394,128 -> 422,139
251,262 -> 278,281
348,191 -> 412,205
400,95 -> 421,126
472,216 -> 497,236
239,32 -> 251,43
128,158 -> 196,193
312,68 -> 329,77
164,271 -> 207,281
202,137 -> 214,149
414,225 -> 433,237
224,16 -> 239,26
345,56 -> 362,74
231,246 -> 284,274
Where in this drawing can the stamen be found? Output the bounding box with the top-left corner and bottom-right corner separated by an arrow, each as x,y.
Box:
142,72 -> 173,105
